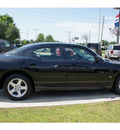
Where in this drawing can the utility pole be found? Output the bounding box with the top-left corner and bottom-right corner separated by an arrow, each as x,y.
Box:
98,8 -> 101,44
101,16 -> 105,45
67,31 -> 71,43
20,32 -> 23,44
27,28 -> 29,41
33,28 -> 39,41
89,30 -> 91,43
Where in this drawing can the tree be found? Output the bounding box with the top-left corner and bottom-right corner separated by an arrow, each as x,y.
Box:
45,34 -> 55,42
82,34 -> 88,44
0,14 -> 14,25
0,14 -> 20,43
109,27 -> 119,43
36,33 -> 44,42
0,22 -> 7,39
109,41 -> 116,45
22,39 -> 27,45
109,27 -> 119,37
102,40 -> 109,46
5,24 -> 20,44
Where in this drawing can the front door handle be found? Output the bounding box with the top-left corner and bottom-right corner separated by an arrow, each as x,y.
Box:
54,65 -> 68,68
54,65 -> 59,68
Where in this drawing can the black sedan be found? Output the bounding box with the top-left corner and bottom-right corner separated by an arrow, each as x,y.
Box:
0,42 -> 120,100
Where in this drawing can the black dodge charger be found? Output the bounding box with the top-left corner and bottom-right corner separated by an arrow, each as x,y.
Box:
0,42 -> 120,100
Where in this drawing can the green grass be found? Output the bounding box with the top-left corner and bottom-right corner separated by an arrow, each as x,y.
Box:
1,101 -> 120,122
102,50 -> 105,55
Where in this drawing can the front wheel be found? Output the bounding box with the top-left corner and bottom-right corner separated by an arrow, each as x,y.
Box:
3,74 -> 32,100
113,76 -> 120,94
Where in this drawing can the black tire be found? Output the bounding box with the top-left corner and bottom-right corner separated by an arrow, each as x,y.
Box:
3,74 -> 32,100
113,76 -> 120,94
105,54 -> 107,58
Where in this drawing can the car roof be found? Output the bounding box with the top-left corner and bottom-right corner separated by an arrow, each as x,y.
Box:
22,42 -> 84,49
87,43 -> 100,44
4,42 -> 86,56
28,42 -> 78,46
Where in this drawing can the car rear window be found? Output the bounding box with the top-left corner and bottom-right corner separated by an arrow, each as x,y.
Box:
113,46 -> 120,50
0,40 -> 4,46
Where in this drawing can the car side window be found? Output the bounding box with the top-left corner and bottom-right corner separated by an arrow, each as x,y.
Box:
4,41 -> 11,47
64,47 -> 95,62
33,46 -> 62,59
0,41 -> 5,47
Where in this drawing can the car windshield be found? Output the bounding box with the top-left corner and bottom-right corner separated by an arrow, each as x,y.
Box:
113,46 -> 120,50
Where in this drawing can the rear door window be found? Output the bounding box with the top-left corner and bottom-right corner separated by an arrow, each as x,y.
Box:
33,46 -> 62,60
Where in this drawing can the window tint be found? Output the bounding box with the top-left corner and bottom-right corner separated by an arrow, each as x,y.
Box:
0,40 -> 4,47
65,47 -> 95,62
113,46 -> 120,50
4,41 -> 10,47
33,46 -> 62,59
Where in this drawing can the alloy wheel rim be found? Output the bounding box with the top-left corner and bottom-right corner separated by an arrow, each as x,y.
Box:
7,78 -> 28,98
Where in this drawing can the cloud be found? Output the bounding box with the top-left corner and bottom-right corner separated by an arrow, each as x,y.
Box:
55,22 -> 99,33
55,21 -> 116,42
105,16 -> 115,20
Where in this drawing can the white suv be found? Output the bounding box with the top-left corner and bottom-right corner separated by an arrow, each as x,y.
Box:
105,44 -> 120,59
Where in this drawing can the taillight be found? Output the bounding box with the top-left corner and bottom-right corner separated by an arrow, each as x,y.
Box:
111,50 -> 113,54
99,50 -> 101,53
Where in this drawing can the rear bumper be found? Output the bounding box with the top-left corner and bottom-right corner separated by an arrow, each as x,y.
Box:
110,54 -> 120,58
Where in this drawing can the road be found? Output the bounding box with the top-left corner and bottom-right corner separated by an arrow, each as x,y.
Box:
0,89 -> 120,108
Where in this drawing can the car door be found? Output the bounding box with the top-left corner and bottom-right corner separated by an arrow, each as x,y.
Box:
64,45 -> 113,90
25,45 -> 67,90
63,45 -> 98,89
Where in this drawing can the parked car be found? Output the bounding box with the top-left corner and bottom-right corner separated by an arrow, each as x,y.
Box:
86,43 -> 102,56
0,39 -> 16,54
105,44 -> 120,59
1,42 -> 120,100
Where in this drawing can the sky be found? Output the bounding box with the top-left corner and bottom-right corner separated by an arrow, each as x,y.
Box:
0,7 -> 119,43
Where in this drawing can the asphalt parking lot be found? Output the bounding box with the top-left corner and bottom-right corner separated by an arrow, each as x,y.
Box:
0,89 -> 120,108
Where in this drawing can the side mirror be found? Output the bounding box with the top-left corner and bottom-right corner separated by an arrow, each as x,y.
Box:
95,55 -> 100,63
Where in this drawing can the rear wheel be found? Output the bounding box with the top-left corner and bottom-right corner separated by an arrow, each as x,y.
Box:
3,74 -> 32,100
105,54 -> 107,58
113,76 -> 120,94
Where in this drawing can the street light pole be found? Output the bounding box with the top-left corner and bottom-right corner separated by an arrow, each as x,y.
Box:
67,31 -> 71,43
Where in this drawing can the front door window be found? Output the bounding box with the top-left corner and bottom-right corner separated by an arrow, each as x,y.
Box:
64,47 -> 95,62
